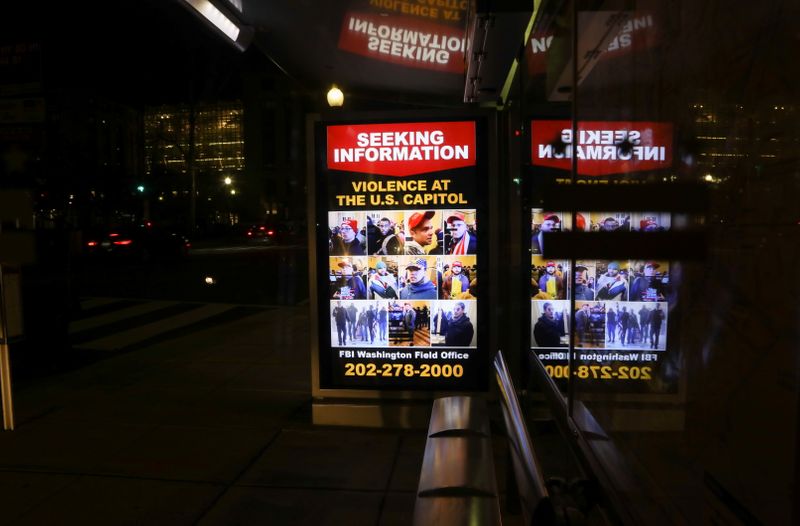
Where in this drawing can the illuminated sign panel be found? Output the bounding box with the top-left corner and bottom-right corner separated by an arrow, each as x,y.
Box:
338,12 -> 466,73
315,118 -> 488,392
530,120 -> 673,176
327,121 -> 475,176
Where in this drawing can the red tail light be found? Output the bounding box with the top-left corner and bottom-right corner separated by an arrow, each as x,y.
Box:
267,230 -> 274,235
247,231 -> 252,236
113,239 -> 133,245
87,241 -> 98,247
109,233 -> 119,238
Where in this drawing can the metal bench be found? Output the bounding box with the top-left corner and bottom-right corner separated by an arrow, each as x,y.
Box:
413,395 -> 501,526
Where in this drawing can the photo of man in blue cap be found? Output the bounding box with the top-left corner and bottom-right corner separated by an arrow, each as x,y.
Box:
399,258 -> 437,299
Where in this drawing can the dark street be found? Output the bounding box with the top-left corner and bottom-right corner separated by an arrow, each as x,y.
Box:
74,243 -> 308,306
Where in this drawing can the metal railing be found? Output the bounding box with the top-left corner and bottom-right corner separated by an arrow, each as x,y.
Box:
494,350 -> 557,525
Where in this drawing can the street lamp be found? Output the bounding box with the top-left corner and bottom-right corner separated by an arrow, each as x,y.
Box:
327,85 -> 344,107
224,176 -> 232,185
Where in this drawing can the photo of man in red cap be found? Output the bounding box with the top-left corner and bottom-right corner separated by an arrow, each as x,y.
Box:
630,260 -> 668,302
631,212 -> 670,232
329,212 -> 366,256
441,259 -> 470,299
532,212 -> 561,255
538,260 -> 565,300
445,210 -> 477,255
404,210 -> 437,255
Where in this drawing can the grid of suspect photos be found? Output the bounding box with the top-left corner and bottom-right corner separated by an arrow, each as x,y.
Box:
328,209 -> 478,349
530,209 -> 670,351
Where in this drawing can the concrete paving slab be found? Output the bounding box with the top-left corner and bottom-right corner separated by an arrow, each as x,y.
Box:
0,472 -> 77,524
170,388 -> 309,429
126,360 -> 250,390
11,475 -> 223,526
2,301 -> 436,525
0,421 -> 152,473
239,428 -> 399,490
377,492 -> 418,526
225,363 -> 310,393
41,385 -> 216,426
196,487 -> 384,526
194,342 -> 309,366
94,425 -> 277,483
388,434 -> 427,492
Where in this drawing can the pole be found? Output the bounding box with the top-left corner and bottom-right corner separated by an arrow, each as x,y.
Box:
567,0 -> 578,419
0,264 -> 15,431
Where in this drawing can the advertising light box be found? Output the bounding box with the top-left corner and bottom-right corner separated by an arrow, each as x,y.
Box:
313,118 -> 489,393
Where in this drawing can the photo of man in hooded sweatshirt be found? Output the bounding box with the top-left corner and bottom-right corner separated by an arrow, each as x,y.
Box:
399,258 -> 437,300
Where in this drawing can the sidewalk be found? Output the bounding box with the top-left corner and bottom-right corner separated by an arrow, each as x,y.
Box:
0,305 -> 431,525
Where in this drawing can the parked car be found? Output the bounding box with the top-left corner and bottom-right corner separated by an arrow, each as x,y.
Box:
83,222 -> 190,261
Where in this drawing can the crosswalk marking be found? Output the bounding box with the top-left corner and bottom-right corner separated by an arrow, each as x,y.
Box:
69,300 -> 181,334
77,303 -> 234,351
76,297 -> 122,311
69,298 -> 270,353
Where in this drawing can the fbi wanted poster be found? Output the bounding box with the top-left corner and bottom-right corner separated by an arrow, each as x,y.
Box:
314,119 -> 489,391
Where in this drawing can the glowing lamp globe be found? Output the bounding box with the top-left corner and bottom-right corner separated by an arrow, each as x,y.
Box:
327,85 -> 344,107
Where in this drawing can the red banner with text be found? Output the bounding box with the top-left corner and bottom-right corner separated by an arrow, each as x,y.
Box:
327,121 -> 476,177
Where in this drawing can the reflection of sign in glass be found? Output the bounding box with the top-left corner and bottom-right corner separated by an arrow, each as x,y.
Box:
365,0 -> 468,23
529,207 -> 675,393
530,120 -> 673,176
338,12 -> 466,73
525,13 -> 660,75
316,119 -> 487,392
